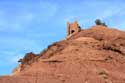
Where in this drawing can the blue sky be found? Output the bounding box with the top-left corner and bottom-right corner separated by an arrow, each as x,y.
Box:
0,0 -> 125,75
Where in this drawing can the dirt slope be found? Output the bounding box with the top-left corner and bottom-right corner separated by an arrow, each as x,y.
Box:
0,25 -> 125,83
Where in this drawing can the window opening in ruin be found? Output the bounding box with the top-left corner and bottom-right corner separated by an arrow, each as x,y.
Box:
71,30 -> 75,34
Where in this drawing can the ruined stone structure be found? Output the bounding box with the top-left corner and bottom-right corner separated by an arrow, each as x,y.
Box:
67,21 -> 81,36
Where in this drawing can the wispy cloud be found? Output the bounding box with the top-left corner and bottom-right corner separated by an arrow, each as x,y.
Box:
0,50 -> 23,67
0,0 -> 59,31
0,11 -> 34,31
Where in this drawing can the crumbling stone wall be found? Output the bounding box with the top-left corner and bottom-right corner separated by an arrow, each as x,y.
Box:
67,21 -> 81,37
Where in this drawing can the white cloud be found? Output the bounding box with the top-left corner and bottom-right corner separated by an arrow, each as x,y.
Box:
96,7 -> 122,20
0,51 -> 22,65
0,11 -> 34,31
10,54 -> 23,64
0,1 -> 59,31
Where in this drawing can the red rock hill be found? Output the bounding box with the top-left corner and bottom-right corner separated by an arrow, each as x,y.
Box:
0,25 -> 125,83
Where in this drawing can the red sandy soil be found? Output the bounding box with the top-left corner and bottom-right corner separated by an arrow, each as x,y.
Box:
0,25 -> 125,83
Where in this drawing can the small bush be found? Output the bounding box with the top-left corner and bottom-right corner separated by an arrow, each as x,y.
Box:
95,19 -> 107,27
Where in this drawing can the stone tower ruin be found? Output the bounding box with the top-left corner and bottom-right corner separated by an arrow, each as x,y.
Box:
67,21 -> 81,37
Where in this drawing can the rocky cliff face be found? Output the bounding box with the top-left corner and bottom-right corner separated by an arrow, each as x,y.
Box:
0,25 -> 125,83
